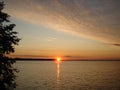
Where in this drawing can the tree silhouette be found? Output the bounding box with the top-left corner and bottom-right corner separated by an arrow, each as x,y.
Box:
0,1 -> 20,90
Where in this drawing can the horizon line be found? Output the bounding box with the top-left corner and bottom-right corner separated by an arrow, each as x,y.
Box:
11,57 -> 120,61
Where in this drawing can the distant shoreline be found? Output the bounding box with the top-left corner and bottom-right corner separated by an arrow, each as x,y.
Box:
10,58 -> 120,61
12,58 -> 55,61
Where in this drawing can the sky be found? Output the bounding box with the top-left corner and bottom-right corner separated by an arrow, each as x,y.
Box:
3,0 -> 120,60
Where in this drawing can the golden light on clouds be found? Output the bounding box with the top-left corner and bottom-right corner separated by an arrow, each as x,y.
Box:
5,0 -> 120,45
4,0 -> 120,60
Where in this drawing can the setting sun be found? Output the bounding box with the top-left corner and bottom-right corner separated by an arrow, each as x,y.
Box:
56,57 -> 61,61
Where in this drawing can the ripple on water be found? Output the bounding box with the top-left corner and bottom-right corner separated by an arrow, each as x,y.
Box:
15,61 -> 120,90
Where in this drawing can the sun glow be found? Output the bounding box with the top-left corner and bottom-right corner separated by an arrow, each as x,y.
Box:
55,57 -> 62,64
56,57 -> 61,61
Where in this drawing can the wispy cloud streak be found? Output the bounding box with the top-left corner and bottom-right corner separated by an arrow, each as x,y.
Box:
5,0 -> 120,45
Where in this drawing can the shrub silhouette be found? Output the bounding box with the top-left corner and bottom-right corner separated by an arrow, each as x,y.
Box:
0,1 -> 20,90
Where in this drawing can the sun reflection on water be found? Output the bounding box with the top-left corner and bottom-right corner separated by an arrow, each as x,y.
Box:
57,61 -> 60,85
55,58 -> 61,88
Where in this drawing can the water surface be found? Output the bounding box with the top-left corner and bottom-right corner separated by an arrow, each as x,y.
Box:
15,61 -> 120,90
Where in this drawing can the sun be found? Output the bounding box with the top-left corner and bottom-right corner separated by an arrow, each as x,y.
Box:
56,57 -> 61,61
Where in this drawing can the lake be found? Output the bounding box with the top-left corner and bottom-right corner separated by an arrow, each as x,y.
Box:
14,61 -> 120,90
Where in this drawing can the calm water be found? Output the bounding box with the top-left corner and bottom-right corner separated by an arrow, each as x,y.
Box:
14,61 -> 120,90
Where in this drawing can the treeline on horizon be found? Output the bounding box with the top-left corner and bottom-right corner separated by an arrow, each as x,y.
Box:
10,58 -> 120,61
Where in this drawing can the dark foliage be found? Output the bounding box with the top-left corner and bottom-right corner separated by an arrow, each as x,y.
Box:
0,1 -> 20,90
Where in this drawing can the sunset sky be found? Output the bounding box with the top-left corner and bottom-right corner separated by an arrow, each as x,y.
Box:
4,0 -> 120,60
